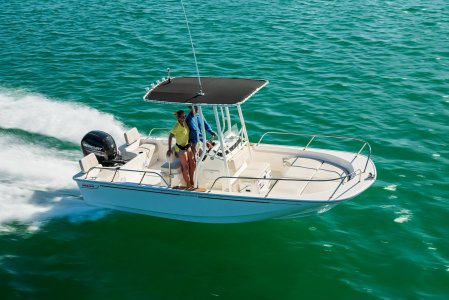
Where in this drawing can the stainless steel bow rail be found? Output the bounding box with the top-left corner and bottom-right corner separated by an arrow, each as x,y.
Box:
82,165 -> 363,200
256,132 -> 372,172
85,166 -> 170,187
208,168 -> 364,200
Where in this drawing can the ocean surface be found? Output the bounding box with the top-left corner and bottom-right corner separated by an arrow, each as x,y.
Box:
1,0 -> 448,299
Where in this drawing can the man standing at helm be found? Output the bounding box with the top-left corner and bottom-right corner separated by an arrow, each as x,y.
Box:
186,106 -> 216,158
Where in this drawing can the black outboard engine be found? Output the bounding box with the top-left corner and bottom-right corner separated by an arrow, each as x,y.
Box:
81,131 -> 123,166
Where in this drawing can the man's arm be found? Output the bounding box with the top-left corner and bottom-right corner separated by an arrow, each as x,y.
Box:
204,119 -> 216,137
186,113 -> 198,131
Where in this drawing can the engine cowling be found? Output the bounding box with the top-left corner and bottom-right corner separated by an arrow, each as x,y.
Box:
81,131 -> 119,165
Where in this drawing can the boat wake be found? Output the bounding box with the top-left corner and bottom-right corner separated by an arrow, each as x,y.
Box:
0,88 -> 126,144
0,89 -> 128,230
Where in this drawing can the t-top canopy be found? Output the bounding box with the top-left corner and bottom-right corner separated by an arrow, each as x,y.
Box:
144,77 -> 268,105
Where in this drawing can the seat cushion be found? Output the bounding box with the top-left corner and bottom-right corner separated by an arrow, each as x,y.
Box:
79,153 -> 100,173
124,127 -> 140,145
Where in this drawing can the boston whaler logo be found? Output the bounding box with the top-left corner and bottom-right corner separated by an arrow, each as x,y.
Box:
81,183 -> 99,189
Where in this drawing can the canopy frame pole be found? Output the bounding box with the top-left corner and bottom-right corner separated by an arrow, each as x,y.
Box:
225,106 -> 232,134
193,105 -> 200,161
237,104 -> 252,157
194,105 -> 208,187
220,106 -> 226,133
213,106 -> 231,190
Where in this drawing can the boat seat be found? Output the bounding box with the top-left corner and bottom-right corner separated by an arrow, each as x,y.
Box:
160,159 -> 185,187
79,153 -> 113,180
161,159 -> 182,174
115,151 -> 162,185
139,143 -> 158,166
125,127 -> 140,145
79,153 -> 100,173
120,128 -> 159,164
238,162 -> 271,193
122,146 -> 157,170
121,127 -> 143,156
268,157 -> 322,198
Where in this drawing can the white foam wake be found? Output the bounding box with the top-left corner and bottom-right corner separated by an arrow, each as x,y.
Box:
0,134 -> 108,227
0,89 -> 128,228
0,89 -> 128,144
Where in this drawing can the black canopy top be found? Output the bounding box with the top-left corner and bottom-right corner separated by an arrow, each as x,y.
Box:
144,77 -> 268,105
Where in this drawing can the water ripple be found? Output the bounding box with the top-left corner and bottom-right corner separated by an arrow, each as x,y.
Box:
1,0 -> 449,299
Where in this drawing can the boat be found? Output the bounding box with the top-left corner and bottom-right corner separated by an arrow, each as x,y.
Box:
73,2 -> 376,223
73,75 -> 376,223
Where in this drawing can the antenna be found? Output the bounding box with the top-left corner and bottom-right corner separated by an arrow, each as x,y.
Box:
180,0 -> 204,96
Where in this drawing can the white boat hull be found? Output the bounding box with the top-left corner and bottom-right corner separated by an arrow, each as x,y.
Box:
74,126 -> 377,223
75,179 -> 342,223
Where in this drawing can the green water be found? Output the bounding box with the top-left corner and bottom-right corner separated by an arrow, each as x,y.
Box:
1,0 -> 448,299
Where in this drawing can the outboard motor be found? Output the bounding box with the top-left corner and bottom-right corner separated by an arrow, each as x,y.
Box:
81,131 -> 123,166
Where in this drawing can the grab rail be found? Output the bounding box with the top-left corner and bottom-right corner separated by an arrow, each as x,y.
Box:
256,132 -> 372,172
208,169 -> 363,200
147,127 -> 171,137
82,166 -> 366,200
85,166 -> 169,187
